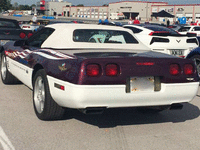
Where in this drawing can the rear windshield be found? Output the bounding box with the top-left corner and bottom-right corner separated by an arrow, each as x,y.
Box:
73,29 -> 139,44
0,20 -> 19,28
178,27 -> 191,32
144,25 -> 180,35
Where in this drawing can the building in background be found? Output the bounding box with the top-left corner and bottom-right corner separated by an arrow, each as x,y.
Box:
36,0 -> 46,15
36,0 -> 72,16
108,1 -> 167,21
63,6 -> 109,18
45,0 -> 72,16
151,4 -> 200,23
35,0 -> 200,22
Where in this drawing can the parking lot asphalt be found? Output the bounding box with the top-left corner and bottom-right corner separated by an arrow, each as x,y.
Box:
0,78 -> 200,150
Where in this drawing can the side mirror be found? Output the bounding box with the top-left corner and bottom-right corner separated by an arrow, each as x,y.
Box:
14,40 -> 27,46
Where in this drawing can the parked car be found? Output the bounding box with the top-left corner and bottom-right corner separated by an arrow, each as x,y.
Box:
123,24 -> 199,57
178,25 -> 200,36
0,18 -> 33,48
19,22 -> 41,31
186,47 -> 200,76
167,24 -> 187,31
19,20 -> 49,31
1,24 -> 199,120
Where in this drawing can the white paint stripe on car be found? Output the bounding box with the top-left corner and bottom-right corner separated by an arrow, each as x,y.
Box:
34,52 -> 71,60
0,126 -> 15,150
41,49 -> 74,59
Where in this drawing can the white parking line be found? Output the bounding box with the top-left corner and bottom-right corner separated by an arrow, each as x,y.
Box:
0,126 -> 15,150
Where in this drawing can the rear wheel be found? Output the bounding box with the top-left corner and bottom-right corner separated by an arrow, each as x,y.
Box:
33,69 -> 65,120
1,51 -> 19,84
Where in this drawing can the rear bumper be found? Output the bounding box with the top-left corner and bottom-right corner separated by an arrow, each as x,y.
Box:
47,76 -> 199,109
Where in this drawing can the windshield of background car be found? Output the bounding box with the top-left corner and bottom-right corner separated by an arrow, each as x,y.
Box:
73,29 -> 139,44
144,25 -> 180,36
178,27 -> 191,32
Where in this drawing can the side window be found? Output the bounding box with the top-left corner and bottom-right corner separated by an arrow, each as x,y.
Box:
124,26 -> 143,33
178,27 -> 190,32
27,28 -> 55,48
73,29 -> 138,44
194,27 -> 200,31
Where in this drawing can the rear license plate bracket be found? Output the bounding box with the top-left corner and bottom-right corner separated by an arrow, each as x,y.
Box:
126,76 -> 161,93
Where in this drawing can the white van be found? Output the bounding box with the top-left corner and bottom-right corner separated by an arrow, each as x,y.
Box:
110,13 -> 125,20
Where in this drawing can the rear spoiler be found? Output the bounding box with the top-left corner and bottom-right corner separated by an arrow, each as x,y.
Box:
186,32 -> 197,37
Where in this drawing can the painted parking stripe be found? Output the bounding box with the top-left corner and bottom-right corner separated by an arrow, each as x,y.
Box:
0,126 -> 15,150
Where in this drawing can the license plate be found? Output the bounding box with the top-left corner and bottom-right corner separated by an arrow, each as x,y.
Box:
0,40 -> 10,46
130,76 -> 154,92
170,50 -> 183,56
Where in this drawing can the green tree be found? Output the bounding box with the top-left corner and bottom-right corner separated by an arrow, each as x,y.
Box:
77,4 -> 84,7
13,2 -> 18,9
0,0 -> 12,11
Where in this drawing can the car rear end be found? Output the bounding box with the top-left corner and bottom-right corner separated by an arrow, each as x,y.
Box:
0,18 -> 33,47
47,51 -> 199,109
137,25 -> 198,57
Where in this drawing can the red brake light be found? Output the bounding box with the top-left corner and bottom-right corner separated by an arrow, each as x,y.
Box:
19,32 -> 26,39
105,64 -> 119,76
149,32 -> 154,36
27,33 -> 33,38
136,62 -> 154,66
22,26 -> 30,28
149,31 -> 169,36
184,64 -> 194,75
169,64 -> 180,75
86,64 -> 100,77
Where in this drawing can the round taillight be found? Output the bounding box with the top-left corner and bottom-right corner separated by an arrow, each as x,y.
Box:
105,64 -> 119,76
184,64 -> 194,75
169,64 -> 180,75
27,33 -> 33,38
86,64 -> 100,77
19,32 -> 26,39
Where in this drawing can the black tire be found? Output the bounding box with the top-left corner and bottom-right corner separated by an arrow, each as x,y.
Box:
1,51 -> 19,84
33,69 -> 65,120
190,55 -> 200,77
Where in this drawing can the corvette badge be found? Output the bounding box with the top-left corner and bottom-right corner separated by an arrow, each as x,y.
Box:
58,63 -> 67,71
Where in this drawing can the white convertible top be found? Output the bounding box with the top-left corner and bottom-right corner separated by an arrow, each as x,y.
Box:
41,23 -> 150,52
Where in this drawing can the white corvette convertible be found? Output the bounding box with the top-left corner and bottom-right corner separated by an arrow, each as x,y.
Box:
1,24 -> 199,120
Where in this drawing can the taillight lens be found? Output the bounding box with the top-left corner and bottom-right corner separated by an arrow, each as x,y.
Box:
27,33 -> 33,38
169,64 -> 180,75
184,64 -> 194,75
105,64 -> 119,76
86,64 -> 100,77
149,31 -> 169,36
150,37 -> 169,45
187,38 -> 198,45
19,32 -> 26,39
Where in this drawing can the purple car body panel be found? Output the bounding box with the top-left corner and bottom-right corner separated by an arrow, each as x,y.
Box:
3,42 -> 199,85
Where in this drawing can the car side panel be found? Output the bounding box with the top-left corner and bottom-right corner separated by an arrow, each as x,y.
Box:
6,57 -> 33,88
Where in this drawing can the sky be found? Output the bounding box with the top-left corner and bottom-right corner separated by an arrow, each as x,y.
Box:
11,0 -> 200,6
